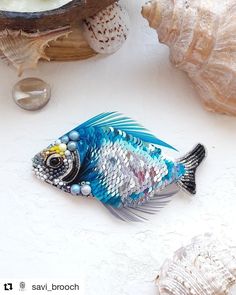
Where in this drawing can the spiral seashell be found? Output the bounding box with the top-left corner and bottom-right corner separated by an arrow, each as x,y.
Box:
83,2 -> 129,54
142,0 -> 236,116
157,233 -> 236,295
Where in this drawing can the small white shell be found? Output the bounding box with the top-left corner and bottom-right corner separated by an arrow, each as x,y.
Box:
157,234 -> 236,295
83,2 -> 129,54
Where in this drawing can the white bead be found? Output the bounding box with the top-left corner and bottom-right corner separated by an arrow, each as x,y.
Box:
81,184 -> 92,196
65,150 -> 71,157
59,143 -> 67,152
55,139 -> 61,145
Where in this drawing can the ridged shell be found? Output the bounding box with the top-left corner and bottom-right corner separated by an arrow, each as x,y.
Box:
0,27 -> 71,76
142,0 -> 236,116
157,234 -> 236,295
83,2 -> 129,54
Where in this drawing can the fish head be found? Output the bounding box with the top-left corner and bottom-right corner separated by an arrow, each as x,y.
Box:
32,136 -> 81,193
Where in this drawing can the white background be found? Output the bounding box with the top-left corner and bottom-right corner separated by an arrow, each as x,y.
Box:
0,1 -> 236,294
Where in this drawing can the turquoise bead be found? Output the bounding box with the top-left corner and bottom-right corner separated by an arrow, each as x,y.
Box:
67,141 -> 77,151
61,135 -> 69,144
69,131 -> 80,141
71,184 -> 81,196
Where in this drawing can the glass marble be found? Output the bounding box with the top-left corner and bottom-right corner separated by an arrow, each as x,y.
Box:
13,78 -> 51,111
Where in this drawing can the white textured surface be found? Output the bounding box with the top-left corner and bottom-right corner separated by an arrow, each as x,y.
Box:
0,1 -> 236,294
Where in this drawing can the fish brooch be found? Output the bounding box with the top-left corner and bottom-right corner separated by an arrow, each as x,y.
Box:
32,112 -> 206,221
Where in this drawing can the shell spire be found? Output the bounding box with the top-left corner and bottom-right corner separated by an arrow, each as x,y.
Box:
142,0 -> 236,116
142,0 -> 166,30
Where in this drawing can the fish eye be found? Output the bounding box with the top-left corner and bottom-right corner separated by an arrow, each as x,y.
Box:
46,154 -> 63,169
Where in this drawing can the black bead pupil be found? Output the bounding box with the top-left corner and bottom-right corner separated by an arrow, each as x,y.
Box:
50,157 -> 60,167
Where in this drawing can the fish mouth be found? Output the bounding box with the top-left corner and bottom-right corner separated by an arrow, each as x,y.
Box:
32,153 -> 43,170
32,152 -> 48,181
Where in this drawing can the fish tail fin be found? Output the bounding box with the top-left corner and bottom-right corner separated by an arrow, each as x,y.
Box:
177,144 -> 206,195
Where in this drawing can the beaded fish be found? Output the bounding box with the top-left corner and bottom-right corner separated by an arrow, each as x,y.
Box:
32,112 -> 206,221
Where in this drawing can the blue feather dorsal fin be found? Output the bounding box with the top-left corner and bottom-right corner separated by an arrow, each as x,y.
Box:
78,112 -> 177,151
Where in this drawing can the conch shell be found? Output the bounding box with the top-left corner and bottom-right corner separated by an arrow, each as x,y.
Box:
157,234 -> 236,295
142,0 -> 236,116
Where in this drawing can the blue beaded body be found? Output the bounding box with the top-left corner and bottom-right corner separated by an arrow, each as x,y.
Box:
75,125 -> 184,208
